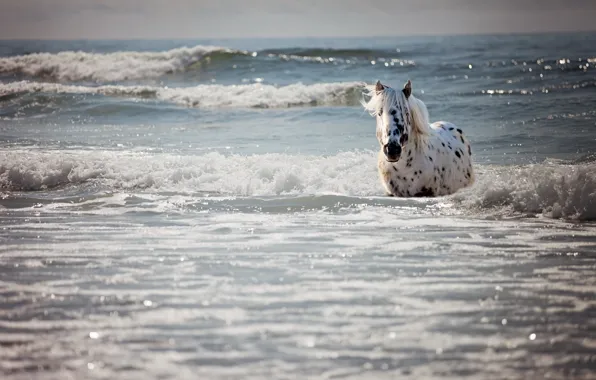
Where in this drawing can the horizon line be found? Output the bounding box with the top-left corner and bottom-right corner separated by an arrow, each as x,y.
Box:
1,29 -> 595,42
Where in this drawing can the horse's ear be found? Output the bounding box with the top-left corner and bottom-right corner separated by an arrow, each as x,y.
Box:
403,80 -> 412,98
375,80 -> 384,93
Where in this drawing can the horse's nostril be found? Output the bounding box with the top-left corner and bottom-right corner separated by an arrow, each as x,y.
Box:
384,143 -> 401,158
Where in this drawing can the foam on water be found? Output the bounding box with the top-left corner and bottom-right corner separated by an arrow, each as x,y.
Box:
2,150 -> 595,220
0,150 -> 379,196
455,163 -> 596,220
0,81 -> 365,108
0,45 -> 245,82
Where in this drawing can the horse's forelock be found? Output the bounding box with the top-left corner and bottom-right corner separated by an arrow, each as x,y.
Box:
362,85 -> 399,116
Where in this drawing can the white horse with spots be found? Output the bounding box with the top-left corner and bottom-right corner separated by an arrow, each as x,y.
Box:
363,80 -> 474,197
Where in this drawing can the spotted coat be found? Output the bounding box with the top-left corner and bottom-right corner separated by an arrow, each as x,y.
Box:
378,121 -> 474,197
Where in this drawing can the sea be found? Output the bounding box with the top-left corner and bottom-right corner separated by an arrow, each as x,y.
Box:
0,33 -> 595,380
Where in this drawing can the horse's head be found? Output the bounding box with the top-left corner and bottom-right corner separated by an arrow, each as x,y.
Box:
365,80 -> 414,162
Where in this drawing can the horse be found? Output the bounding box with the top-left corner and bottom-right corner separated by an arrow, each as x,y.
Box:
363,80 -> 474,197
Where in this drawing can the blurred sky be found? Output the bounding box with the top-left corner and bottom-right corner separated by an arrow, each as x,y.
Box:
1,0 -> 595,39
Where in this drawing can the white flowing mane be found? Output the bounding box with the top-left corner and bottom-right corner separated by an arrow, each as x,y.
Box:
363,85 -> 430,147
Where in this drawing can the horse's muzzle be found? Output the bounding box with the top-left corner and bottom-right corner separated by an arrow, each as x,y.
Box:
383,142 -> 401,162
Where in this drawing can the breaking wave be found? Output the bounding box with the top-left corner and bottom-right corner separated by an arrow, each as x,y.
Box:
0,150 -> 379,196
0,45 -> 247,82
1,150 -> 595,220
454,162 -> 596,221
0,81 -> 365,108
0,45 -> 415,83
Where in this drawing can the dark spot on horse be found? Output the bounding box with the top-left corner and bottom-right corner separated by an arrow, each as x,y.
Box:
414,187 -> 435,197
408,150 -> 412,157
455,151 -> 461,159
411,178 -> 414,182
449,127 -> 454,131
434,176 -> 437,182
393,165 -> 398,170
460,136 -> 465,144
448,145 -> 452,150
456,128 -> 462,134
428,156 -> 433,162
390,109 -> 397,115
441,143 -> 445,147
468,145 -> 472,155
406,163 -> 411,168
390,180 -> 394,187
467,169 -> 471,178
442,167 -> 445,172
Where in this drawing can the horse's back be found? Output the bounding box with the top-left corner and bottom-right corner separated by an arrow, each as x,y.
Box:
429,121 -> 475,191
431,121 -> 460,134
431,121 -> 470,149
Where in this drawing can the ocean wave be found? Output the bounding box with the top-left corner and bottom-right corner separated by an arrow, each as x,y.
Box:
474,80 -> 596,96
453,163 -> 596,221
261,48 -> 391,58
2,150 -> 595,220
258,49 -> 416,67
259,47 -> 415,66
0,81 -> 365,108
0,150 -> 379,196
0,45 -> 247,82
0,45 -> 415,83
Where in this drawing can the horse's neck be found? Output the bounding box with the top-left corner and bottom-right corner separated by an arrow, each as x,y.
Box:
405,129 -> 430,154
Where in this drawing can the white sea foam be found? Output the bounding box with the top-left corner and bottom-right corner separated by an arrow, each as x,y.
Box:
454,163 -> 596,220
0,150 -> 379,196
0,45 -> 244,82
0,81 -> 364,108
2,150 -> 595,220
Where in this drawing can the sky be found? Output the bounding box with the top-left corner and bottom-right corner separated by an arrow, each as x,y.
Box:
1,0 -> 595,39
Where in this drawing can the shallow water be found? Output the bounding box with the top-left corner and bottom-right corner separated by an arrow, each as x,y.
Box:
1,33 -> 596,379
